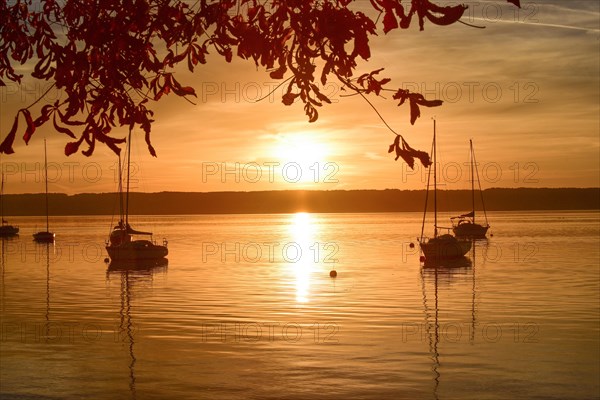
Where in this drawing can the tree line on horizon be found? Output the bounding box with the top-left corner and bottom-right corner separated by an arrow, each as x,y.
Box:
2,188 -> 598,216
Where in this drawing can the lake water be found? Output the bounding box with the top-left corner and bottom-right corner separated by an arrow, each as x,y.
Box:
1,211 -> 599,399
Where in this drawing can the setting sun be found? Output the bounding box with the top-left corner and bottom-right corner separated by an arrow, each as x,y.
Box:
272,133 -> 332,184
274,134 -> 329,164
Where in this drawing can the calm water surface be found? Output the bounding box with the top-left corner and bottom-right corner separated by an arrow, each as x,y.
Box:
1,211 -> 599,399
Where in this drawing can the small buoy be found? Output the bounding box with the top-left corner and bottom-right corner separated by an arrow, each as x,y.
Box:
419,255 -> 426,262
329,270 -> 337,278
104,257 -> 110,263
409,242 -> 415,248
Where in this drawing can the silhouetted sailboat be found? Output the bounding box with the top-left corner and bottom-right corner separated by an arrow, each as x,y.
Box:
451,140 -> 489,238
33,139 -> 55,243
0,166 -> 19,237
106,128 -> 168,261
418,120 -> 471,263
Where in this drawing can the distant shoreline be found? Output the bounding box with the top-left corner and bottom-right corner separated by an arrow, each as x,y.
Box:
2,188 -> 598,216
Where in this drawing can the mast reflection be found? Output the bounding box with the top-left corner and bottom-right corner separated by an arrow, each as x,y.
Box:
420,242 -> 478,399
106,258 -> 168,400
44,243 -> 53,337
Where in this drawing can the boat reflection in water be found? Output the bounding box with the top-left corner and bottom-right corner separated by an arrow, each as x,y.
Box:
421,252 -> 473,270
107,257 -> 169,274
420,240 -> 487,399
106,258 -> 168,399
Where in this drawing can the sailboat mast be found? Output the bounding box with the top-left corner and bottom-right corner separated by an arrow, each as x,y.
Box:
125,128 -> 132,228
470,139 -> 475,223
118,154 -> 124,224
433,119 -> 437,238
472,144 -> 489,225
420,139 -> 434,243
44,139 -> 49,232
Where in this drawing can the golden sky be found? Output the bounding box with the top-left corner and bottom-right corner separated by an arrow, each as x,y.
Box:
1,0 -> 598,194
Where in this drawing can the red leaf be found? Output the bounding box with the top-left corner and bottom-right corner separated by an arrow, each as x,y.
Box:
65,139 -> 82,156
172,84 -> 196,97
224,48 -> 233,63
388,135 -> 400,153
270,64 -> 287,79
353,35 -> 370,59
282,92 -> 298,106
22,109 -> 35,144
58,110 -> 85,126
425,4 -> 468,27
145,130 -> 157,157
304,103 -> 318,123
53,114 -> 77,138
105,140 -> 123,155
392,89 -> 408,106
409,100 -> 420,125
416,98 -> 443,108
312,85 -> 332,104
414,150 -> 432,167
383,11 -> 398,33
395,148 -> 415,169
82,135 -> 95,157
34,104 -> 54,127
0,114 -> 19,154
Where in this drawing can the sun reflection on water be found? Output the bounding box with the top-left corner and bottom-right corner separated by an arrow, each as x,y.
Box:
287,212 -> 319,303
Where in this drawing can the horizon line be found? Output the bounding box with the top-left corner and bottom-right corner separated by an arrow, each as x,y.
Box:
4,186 -> 600,196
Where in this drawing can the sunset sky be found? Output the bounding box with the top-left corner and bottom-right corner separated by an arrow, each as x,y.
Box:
0,0 -> 598,194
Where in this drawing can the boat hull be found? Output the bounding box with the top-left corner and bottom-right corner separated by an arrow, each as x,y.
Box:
106,240 -> 168,261
33,231 -> 55,243
0,225 -> 19,237
453,222 -> 489,238
419,234 -> 472,261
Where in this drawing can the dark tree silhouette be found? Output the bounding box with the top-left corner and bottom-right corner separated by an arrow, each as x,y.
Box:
0,0 -> 520,163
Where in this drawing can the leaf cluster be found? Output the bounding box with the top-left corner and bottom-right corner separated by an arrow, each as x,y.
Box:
0,0 -> 519,160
